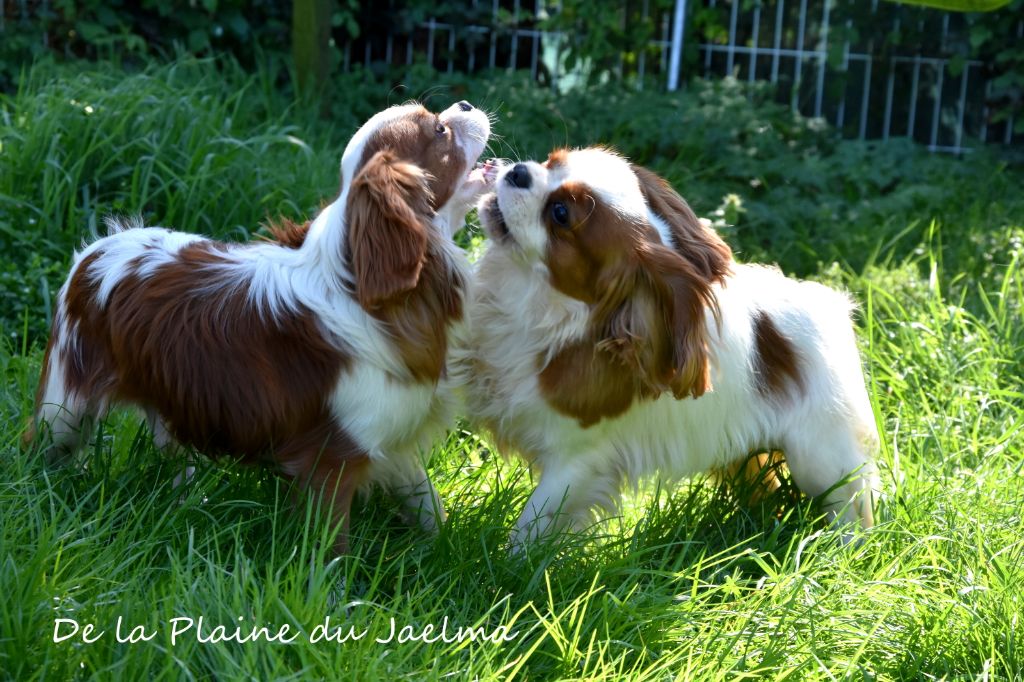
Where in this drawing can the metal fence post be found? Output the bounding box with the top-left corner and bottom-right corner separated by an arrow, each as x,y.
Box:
667,0 -> 687,91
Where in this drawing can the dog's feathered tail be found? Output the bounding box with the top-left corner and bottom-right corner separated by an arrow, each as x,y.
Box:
103,215 -> 146,235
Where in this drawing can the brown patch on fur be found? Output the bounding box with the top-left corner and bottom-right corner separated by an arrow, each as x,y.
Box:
538,181 -> 719,426
752,309 -> 804,399
538,340 -> 660,428
357,106 -> 466,210
56,242 -> 368,553
345,150 -> 464,382
631,164 -> 733,282
265,217 -> 312,249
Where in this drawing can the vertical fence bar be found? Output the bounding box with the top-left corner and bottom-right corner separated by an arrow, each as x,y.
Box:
792,0 -> 808,112
667,0 -> 687,91
836,20 -> 850,130
510,0 -> 520,69
929,61 -> 945,150
1008,21 -> 1024,142
468,0 -> 477,72
489,0 -> 498,68
858,41 -> 873,139
907,55 -> 921,139
980,79 -> 989,143
814,0 -> 831,119
386,33 -> 393,65
616,7 -> 625,80
427,18 -> 436,67
954,63 -> 969,153
364,40 -> 371,67
771,0 -> 784,84
638,0 -> 649,89
748,2 -> 761,85
448,26 -> 455,73
882,17 -> 898,139
552,0 -> 562,90
704,0 -> 715,76
726,0 -> 739,75
531,0 -> 541,80
407,35 -> 413,65
883,59 -> 895,139
661,10 -> 670,75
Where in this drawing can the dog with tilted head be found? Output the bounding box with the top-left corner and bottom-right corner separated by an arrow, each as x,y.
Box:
458,147 -> 880,550
26,100 -> 497,555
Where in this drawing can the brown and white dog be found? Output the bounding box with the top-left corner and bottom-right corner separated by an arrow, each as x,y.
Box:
460,147 -> 880,549
26,101 -> 495,554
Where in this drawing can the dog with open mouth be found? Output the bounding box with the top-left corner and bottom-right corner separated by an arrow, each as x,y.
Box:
460,147 -> 880,550
26,100 -> 498,555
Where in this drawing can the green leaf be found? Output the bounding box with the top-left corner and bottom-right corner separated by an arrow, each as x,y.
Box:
949,53 -> 966,77
187,28 -> 210,53
75,21 -> 110,43
969,25 -> 993,49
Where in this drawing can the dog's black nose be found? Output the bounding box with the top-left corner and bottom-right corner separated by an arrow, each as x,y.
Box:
457,100 -> 473,112
506,163 -> 531,189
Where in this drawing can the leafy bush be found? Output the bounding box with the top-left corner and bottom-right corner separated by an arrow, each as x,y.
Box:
0,1 -> 293,91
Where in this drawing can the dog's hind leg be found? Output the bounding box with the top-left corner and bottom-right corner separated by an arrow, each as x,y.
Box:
29,338 -> 100,466
277,423 -> 372,557
144,409 -> 196,490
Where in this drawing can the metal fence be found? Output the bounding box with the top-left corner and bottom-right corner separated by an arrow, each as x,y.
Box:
345,0 -> 1022,154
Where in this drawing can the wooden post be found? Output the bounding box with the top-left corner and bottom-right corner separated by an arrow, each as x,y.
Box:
293,0 -> 334,103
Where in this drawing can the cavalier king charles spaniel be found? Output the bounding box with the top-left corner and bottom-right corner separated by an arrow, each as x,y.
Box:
460,147 -> 880,548
26,100 -> 496,555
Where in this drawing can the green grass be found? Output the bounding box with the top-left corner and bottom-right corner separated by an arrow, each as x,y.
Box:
1,58 -> 1023,680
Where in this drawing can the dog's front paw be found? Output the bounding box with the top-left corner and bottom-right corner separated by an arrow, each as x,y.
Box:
455,159 -> 501,207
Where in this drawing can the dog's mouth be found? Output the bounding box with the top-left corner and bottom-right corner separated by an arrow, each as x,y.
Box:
480,193 -> 511,242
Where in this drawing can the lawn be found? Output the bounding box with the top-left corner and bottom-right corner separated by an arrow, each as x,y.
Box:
1,58 -> 1022,680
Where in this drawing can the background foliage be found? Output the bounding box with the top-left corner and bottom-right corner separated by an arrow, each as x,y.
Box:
2,57 -> 1021,342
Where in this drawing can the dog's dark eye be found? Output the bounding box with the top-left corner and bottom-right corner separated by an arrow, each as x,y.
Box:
435,123 -> 446,136
550,202 -> 570,227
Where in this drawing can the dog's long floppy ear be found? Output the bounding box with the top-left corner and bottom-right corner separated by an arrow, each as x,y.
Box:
345,150 -> 434,309
595,242 -> 716,399
631,164 -> 732,282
